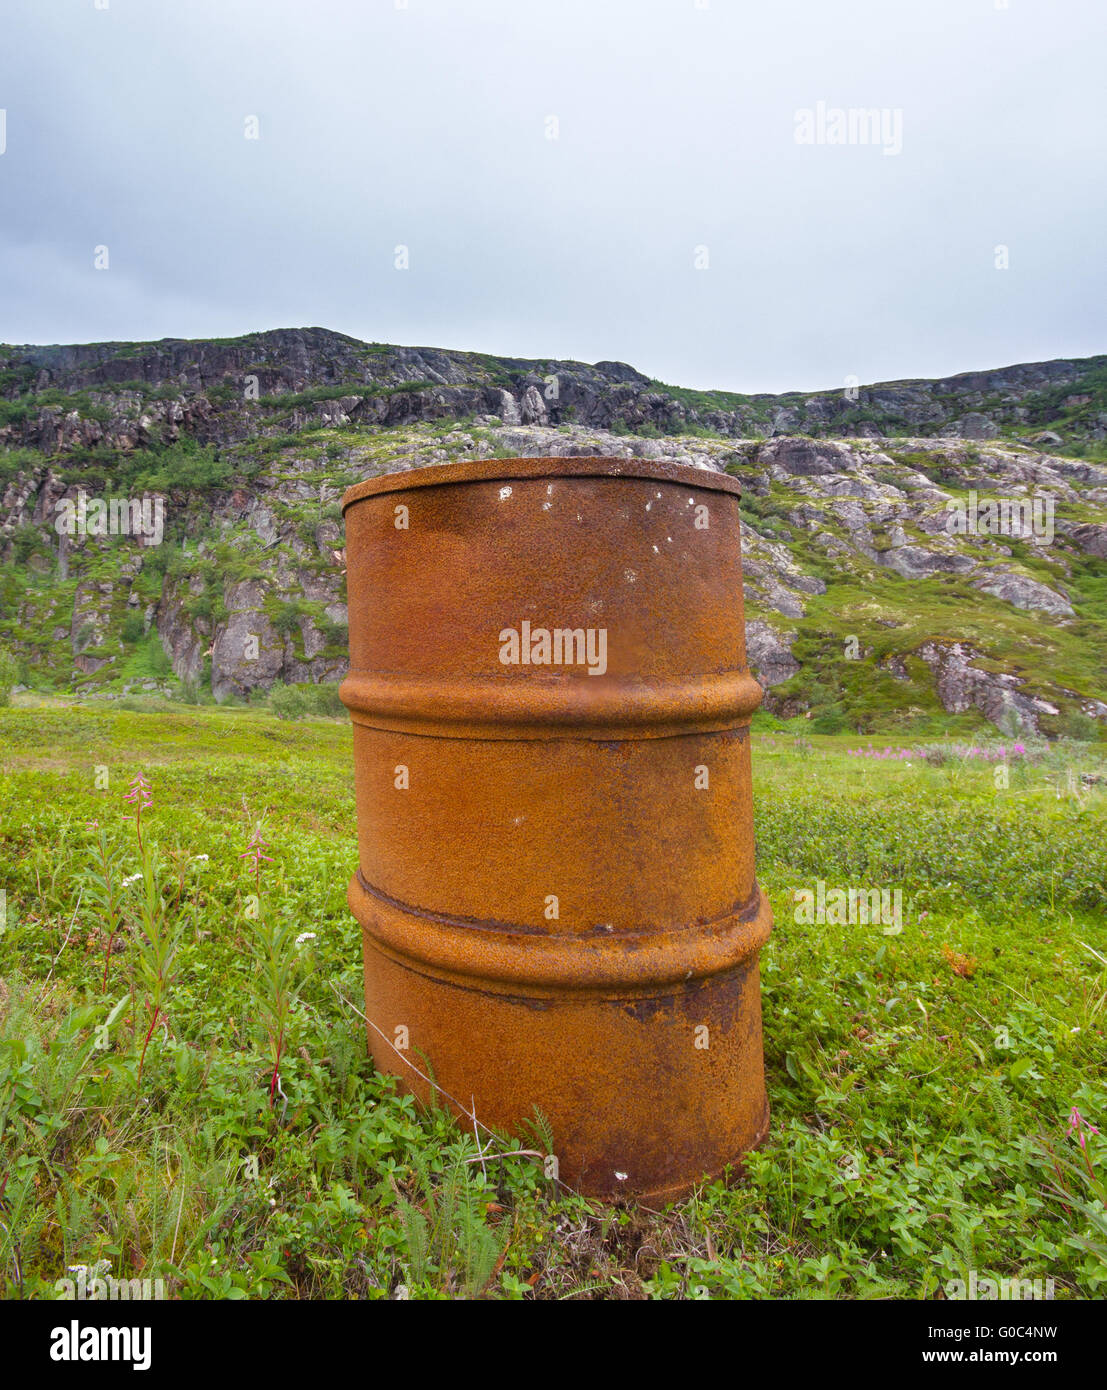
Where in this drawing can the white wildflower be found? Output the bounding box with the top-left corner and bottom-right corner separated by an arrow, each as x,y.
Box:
122,873 -> 142,887
294,932 -> 317,948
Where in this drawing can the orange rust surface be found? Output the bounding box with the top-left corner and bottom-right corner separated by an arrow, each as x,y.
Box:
341,456 -> 772,1200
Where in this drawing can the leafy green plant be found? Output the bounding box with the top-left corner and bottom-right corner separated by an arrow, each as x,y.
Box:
391,1150 -> 506,1297
1029,1107 -> 1107,1282
82,822 -> 126,994
239,819 -> 312,1107
123,773 -> 183,1085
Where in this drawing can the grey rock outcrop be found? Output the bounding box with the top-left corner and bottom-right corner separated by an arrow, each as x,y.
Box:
745,621 -> 800,688
917,642 -> 1059,735
971,569 -> 1073,616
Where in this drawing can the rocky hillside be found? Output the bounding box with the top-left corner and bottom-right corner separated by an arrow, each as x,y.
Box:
1,328 -> 1105,737
3,328 -> 1107,450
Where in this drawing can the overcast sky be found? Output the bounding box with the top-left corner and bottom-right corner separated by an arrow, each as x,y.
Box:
0,0 -> 1103,392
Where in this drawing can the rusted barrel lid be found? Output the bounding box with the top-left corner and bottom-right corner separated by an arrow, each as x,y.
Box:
342,454 -> 742,512
341,453 -> 757,741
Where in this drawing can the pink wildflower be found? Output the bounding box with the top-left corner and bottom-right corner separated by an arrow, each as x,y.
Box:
1067,1106 -> 1101,1152
124,773 -> 153,851
240,825 -> 274,887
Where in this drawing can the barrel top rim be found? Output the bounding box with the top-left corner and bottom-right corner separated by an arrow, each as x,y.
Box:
341,455 -> 742,510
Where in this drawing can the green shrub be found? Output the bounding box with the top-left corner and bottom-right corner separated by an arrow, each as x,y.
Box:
270,602 -> 303,639
121,612 -> 146,644
269,684 -> 306,720
126,439 -> 231,492
0,399 -> 33,428
0,644 -> 19,704
308,683 -> 345,718
7,523 -> 49,568
120,634 -> 171,681
0,447 -> 42,485
1057,709 -> 1101,742
811,708 -> 849,735
269,681 -> 345,720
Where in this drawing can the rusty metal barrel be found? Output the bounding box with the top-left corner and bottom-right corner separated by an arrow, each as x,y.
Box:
340,456 -> 771,1201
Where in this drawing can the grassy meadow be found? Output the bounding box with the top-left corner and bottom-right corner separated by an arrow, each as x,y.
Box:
0,699 -> 1105,1300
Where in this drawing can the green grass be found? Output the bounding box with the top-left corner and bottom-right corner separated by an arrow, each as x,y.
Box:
0,704 -> 1104,1299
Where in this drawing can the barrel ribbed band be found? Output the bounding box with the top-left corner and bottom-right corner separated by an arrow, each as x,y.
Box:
349,871 -> 772,994
341,668 -> 763,740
